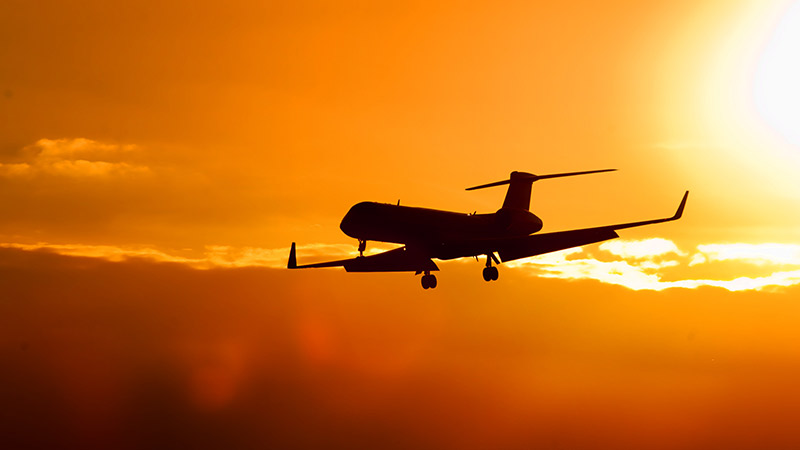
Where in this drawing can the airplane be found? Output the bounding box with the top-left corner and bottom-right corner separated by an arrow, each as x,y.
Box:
288,169 -> 688,289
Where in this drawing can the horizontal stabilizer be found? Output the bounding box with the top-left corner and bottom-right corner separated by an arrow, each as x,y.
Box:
466,168 -> 616,191
465,179 -> 511,190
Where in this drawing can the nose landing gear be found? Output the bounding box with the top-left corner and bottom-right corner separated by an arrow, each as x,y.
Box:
482,253 -> 500,282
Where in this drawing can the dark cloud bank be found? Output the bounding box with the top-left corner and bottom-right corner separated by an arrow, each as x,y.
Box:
3,248 -> 800,449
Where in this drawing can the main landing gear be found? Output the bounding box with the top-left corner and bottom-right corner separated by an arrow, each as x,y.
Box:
482,254 -> 499,282
357,239 -> 366,257
421,271 -> 438,289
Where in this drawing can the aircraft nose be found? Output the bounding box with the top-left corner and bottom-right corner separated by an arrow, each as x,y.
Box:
340,213 -> 355,236
340,202 -> 369,238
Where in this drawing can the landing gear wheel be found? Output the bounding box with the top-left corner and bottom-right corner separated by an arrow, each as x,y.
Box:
421,274 -> 437,289
482,253 -> 500,282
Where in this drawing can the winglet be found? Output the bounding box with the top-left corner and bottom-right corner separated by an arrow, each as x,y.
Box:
288,242 -> 297,269
672,191 -> 689,220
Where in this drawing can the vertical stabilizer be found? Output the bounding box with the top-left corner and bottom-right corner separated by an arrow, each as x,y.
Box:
502,171 -> 535,210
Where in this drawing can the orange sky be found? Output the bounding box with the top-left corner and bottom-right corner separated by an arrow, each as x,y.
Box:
3,1 -> 800,448
2,0 -> 799,249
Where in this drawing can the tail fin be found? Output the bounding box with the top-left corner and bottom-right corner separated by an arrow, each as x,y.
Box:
466,169 -> 616,211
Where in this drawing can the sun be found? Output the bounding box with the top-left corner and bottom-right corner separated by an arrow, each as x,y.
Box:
753,1 -> 800,147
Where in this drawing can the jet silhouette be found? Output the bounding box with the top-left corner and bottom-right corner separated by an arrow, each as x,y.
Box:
289,169 -> 688,289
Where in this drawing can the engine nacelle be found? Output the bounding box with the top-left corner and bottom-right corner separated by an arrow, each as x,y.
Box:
494,208 -> 543,236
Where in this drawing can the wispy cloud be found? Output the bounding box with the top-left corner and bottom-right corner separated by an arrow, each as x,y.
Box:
694,243 -> 800,266
0,242 -> 201,265
4,239 -> 800,292
599,238 -> 686,259
0,138 -> 150,178
0,242 -> 398,270
510,239 -> 800,292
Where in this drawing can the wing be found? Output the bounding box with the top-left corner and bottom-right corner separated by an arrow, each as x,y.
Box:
288,243 -> 438,272
492,191 -> 689,263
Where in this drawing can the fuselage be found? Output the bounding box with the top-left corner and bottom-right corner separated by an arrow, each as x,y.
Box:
339,202 -> 543,248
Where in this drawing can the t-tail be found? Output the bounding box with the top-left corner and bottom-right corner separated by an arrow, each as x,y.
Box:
466,169 -> 616,211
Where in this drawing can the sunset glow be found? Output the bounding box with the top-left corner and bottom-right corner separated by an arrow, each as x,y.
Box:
3,1 -> 800,449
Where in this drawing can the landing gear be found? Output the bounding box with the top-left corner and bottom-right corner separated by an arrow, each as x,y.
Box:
421,271 -> 438,289
482,254 -> 499,282
357,239 -> 366,257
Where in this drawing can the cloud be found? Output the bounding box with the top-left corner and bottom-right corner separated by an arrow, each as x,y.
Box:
10,246 -> 800,450
0,137 -> 303,250
0,242 -> 200,265
694,243 -> 800,266
0,241 -> 398,270
508,239 -> 800,292
0,138 -> 150,177
0,163 -> 32,176
6,238 -> 800,292
599,238 -> 686,259
34,137 -> 137,159
519,253 -> 800,292
509,248 -> 681,291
